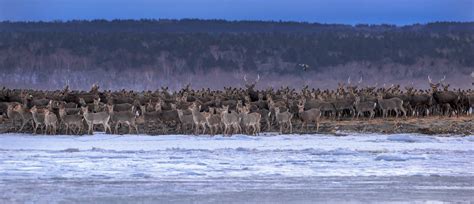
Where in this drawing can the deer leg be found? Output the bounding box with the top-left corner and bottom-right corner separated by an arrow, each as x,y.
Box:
289,121 -> 293,134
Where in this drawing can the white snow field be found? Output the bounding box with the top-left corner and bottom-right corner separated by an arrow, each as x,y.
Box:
0,133 -> 473,203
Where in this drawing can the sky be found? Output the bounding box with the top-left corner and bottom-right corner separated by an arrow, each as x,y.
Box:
0,0 -> 473,25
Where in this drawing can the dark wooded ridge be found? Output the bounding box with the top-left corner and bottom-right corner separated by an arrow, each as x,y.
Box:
0,20 -> 473,89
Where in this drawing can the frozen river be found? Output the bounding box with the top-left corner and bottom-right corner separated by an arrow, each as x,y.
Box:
0,133 -> 473,203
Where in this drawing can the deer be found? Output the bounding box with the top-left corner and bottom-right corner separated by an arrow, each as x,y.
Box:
220,105 -> 241,136
43,109 -> 58,135
239,106 -> 261,135
29,106 -> 45,134
428,75 -> 459,116
188,103 -> 207,135
353,96 -> 377,119
13,104 -> 34,132
176,109 -> 194,134
202,111 -> 221,136
6,103 -> 22,130
59,105 -> 84,135
297,101 -> 321,132
274,107 -> 293,134
376,93 -> 406,118
81,106 -> 112,134
107,104 -> 139,134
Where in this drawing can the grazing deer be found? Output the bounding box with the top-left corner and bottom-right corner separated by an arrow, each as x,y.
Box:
43,109 -> 58,135
188,104 -> 207,135
106,104 -> 139,134
377,94 -> 406,118
274,107 -> 293,134
297,102 -> 321,132
29,106 -> 45,134
81,106 -> 112,134
239,106 -> 261,135
177,109 -> 194,134
59,106 -> 84,135
220,105 -> 241,136
353,96 -> 376,119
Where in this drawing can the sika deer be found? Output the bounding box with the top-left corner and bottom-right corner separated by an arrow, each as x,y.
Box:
13,104 -> 33,132
81,106 -> 112,134
59,106 -> 84,135
220,105 -> 241,136
188,104 -> 207,135
177,109 -> 194,134
107,104 -> 139,134
353,96 -> 376,119
297,103 -> 321,132
274,107 -> 293,134
377,94 -> 406,118
239,106 -> 261,135
30,106 -> 45,134
43,109 -> 58,135
202,111 -> 221,136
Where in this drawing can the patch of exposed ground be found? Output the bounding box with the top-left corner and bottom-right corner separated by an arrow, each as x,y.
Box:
0,116 -> 472,136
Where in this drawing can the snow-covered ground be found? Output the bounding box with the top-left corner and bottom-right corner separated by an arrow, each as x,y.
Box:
0,133 -> 473,203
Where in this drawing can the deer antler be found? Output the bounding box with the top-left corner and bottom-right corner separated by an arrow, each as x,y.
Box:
428,75 -> 433,83
358,76 -> 363,84
256,74 -> 260,83
243,74 -> 248,82
440,75 -> 446,83
347,77 -> 351,84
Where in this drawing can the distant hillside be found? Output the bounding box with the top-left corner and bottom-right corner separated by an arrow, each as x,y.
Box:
0,19 -> 472,90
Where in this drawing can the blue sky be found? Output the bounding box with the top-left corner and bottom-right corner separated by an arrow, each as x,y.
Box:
0,0 -> 473,25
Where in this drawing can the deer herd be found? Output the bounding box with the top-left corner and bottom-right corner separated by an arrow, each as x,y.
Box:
0,75 -> 473,136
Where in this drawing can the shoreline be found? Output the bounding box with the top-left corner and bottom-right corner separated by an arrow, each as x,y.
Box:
1,116 -> 472,136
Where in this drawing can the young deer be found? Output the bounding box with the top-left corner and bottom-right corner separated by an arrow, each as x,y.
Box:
29,106 -> 45,134
353,96 -> 376,119
59,106 -> 84,135
274,107 -> 293,134
188,104 -> 207,135
297,103 -> 321,132
220,105 -> 241,136
106,104 -> 139,134
43,109 -> 58,135
240,106 -> 261,135
81,106 -> 112,134
377,94 -> 406,118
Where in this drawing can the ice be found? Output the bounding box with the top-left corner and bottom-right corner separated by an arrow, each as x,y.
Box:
0,133 -> 473,203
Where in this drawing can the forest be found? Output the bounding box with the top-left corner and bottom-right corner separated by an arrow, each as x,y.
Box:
0,19 -> 472,90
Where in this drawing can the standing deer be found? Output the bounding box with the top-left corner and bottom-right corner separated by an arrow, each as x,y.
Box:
43,109 -> 58,135
81,106 -> 112,134
177,109 -> 194,134
220,105 -> 241,136
297,102 -> 321,132
274,107 -> 293,134
353,96 -> 376,119
107,104 -> 139,134
239,106 -> 261,135
377,93 -> 406,118
188,104 -> 207,135
59,105 -> 84,135
29,106 -> 45,134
